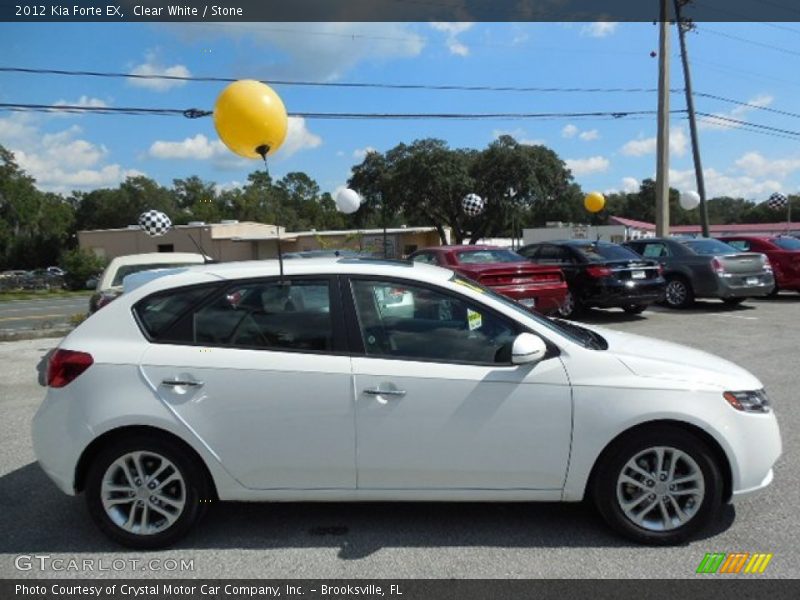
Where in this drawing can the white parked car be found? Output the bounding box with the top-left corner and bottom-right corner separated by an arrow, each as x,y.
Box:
89,252 -> 210,313
33,258 -> 781,548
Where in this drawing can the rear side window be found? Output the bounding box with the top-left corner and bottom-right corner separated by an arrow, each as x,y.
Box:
135,285 -> 218,339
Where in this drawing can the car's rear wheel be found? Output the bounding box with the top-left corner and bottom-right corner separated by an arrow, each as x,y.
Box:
623,304 -> 647,314
557,290 -> 582,319
592,426 -> 723,545
86,435 -> 209,549
664,277 -> 694,309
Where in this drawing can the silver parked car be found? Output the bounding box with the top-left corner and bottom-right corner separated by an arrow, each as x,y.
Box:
623,237 -> 774,308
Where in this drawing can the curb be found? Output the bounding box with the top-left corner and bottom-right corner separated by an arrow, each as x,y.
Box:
0,327 -> 73,342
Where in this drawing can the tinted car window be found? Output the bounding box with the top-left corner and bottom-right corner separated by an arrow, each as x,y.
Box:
351,279 -> 517,364
724,240 -> 750,251
516,246 -> 539,259
191,280 -> 334,351
773,237 -> 800,250
639,243 -> 670,258
573,242 -> 641,262
455,249 -> 525,264
135,285 -> 218,339
681,239 -> 739,255
411,253 -> 438,265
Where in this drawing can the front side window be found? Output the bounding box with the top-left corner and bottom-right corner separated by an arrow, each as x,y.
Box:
350,279 -> 517,364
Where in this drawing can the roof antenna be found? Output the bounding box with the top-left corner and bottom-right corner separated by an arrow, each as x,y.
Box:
186,231 -> 216,264
256,144 -> 285,282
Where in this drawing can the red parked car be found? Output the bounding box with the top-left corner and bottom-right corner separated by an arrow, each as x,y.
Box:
409,245 -> 568,314
718,235 -> 800,294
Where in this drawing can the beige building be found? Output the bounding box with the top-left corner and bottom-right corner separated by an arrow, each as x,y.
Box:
78,221 -> 449,263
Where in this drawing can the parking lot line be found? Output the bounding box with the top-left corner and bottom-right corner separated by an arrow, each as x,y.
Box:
0,313 -> 65,322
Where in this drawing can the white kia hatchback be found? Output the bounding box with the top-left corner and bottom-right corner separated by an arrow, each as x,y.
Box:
32,258 -> 781,548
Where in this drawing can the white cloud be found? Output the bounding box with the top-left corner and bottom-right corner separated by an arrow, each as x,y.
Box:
353,146 -> 377,160
561,124 -> 578,139
670,167 -> 782,200
148,118 -> 321,168
430,22 -> 473,56
129,52 -> 191,91
579,129 -> 600,141
622,177 -> 640,193
734,152 -> 800,179
1,114 -> 140,193
491,128 -> 544,146
621,127 -> 688,157
699,94 -> 774,131
582,22 -> 618,38
565,156 -> 611,176
281,117 -> 322,157
167,23 -> 425,81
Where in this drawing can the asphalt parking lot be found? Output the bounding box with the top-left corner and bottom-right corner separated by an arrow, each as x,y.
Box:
0,296 -> 89,333
0,295 -> 797,579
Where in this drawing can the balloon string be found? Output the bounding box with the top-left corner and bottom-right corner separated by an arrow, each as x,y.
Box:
258,148 -> 284,282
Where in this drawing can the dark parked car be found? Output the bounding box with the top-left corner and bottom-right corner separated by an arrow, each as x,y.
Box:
516,240 -> 665,317
623,237 -> 774,309
717,235 -> 800,295
409,245 -> 568,314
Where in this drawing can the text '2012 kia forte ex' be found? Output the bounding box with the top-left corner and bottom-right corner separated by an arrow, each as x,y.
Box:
32,257 -> 781,548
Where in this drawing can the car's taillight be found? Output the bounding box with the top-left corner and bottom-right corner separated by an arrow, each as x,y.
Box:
96,291 -> 120,310
586,265 -> 613,278
763,257 -> 773,272
711,258 -> 725,275
47,349 -> 94,388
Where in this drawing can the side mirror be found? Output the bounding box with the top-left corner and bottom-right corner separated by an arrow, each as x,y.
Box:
511,332 -> 548,365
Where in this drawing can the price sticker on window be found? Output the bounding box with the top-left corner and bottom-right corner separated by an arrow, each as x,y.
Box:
467,309 -> 482,331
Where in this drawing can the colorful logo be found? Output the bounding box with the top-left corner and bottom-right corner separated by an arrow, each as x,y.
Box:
696,552 -> 773,574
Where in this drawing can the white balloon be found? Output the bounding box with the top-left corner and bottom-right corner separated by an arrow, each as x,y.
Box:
680,190 -> 701,210
335,188 -> 361,214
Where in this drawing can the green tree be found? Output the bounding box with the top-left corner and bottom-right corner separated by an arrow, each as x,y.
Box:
60,247 -> 106,290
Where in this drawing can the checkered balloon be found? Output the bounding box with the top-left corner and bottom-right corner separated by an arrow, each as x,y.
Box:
766,192 -> 788,211
462,193 -> 485,217
138,209 -> 172,237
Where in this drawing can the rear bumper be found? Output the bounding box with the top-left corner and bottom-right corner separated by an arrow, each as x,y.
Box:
707,273 -> 775,299
580,280 -> 666,308
491,284 -> 568,314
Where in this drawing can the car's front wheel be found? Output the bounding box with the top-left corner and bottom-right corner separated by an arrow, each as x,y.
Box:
622,304 -> 647,315
592,425 -> 723,545
85,434 -> 210,549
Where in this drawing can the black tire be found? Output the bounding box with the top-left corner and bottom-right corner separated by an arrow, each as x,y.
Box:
623,304 -> 647,315
767,284 -> 780,297
557,290 -> 583,319
85,434 -> 210,549
591,425 -> 723,545
663,276 -> 694,309
722,297 -> 745,306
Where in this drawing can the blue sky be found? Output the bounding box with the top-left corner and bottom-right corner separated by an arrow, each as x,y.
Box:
1,21 -> 799,202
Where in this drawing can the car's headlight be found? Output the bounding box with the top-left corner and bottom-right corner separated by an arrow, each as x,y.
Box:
723,389 -> 771,413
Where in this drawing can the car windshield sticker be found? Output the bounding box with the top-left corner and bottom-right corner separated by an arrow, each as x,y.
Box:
467,309 -> 482,330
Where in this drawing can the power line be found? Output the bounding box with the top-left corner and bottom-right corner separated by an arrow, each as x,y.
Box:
693,116 -> 800,141
0,102 -> 682,121
694,92 -> 800,120
697,26 -> 800,58
694,111 -> 800,138
0,67 -> 667,94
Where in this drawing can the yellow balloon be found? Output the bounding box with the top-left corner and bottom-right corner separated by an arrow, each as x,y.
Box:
584,191 -> 605,213
214,80 -> 288,159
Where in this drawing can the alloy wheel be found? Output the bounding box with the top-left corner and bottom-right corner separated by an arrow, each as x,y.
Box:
616,446 -> 705,532
100,451 -> 186,535
665,280 -> 687,307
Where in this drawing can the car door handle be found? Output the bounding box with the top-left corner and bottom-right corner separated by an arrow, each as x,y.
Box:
363,387 -> 406,397
161,379 -> 204,387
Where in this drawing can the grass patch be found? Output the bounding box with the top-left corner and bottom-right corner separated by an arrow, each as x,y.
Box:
0,289 -> 93,302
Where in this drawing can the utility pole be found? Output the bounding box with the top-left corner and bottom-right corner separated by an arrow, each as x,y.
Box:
674,0 -> 710,237
655,0 -> 671,237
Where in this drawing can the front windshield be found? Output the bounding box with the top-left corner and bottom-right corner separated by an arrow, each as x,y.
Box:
456,249 -> 525,264
681,239 -> 738,256
773,237 -> 800,251
450,274 -> 606,349
574,242 -> 641,262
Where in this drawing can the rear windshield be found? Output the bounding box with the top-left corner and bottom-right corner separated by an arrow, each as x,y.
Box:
773,237 -> 800,250
112,263 -> 198,286
573,243 -> 640,262
456,249 -> 525,264
681,239 -> 738,256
